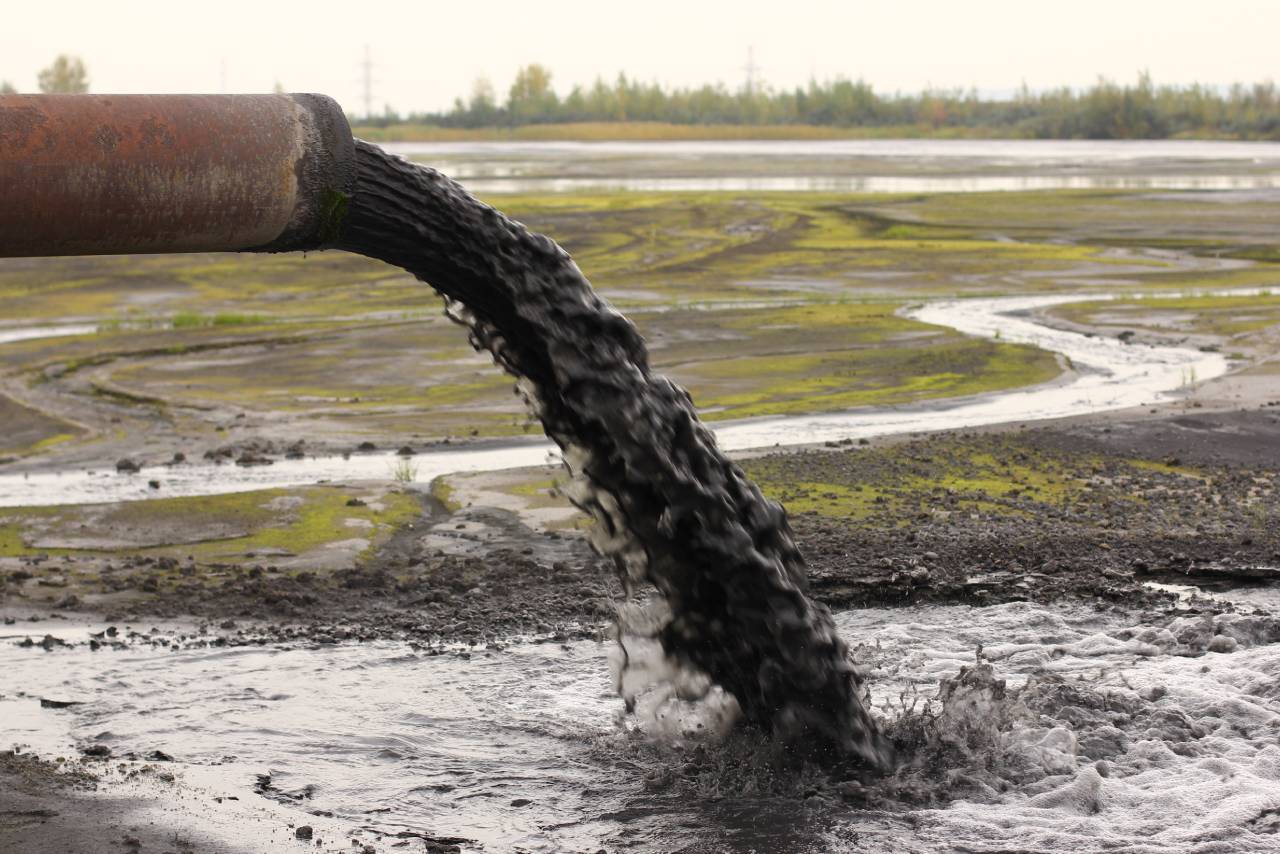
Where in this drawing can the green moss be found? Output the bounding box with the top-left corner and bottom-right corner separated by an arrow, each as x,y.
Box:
685,340 -> 1061,420
318,189 -> 350,244
429,477 -> 461,512
0,487 -> 422,563
744,441 -> 1083,521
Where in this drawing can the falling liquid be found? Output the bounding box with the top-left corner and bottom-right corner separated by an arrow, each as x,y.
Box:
333,140 -> 890,768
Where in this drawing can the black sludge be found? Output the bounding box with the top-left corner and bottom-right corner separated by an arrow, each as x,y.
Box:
336,140 -> 890,768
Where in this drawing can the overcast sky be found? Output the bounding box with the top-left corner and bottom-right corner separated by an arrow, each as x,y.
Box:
3,0 -> 1276,115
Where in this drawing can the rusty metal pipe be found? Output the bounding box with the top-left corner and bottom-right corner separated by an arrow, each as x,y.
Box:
0,94 -> 355,257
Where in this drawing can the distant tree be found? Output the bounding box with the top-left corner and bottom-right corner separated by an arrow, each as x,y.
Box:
468,77 -> 498,121
37,55 -> 89,94
400,64 -> 1280,141
507,63 -> 558,123
0,81 -> 16,95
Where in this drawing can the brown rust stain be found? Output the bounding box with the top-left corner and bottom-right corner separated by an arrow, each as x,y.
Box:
0,94 -> 303,256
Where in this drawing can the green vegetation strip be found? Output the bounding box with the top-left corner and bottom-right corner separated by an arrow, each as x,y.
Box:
0,486 -> 420,562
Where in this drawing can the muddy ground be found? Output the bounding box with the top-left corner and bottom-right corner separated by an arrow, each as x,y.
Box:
3,406 -> 1279,853
4,407 -> 1276,646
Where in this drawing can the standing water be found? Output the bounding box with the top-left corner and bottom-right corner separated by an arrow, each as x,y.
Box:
333,141 -> 889,767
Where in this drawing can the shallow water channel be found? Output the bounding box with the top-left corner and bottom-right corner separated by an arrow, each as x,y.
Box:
0,290 -> 1238,507
381,139 -> 1280,194
5,595 -> 1279,852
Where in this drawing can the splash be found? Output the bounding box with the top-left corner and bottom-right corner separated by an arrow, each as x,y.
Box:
334,141 -> 889,768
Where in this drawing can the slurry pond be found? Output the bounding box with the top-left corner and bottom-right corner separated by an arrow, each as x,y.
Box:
5,595 -> 1279,852
381,138 -> 1280,194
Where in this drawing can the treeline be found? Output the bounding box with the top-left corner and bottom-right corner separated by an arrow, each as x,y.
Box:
367,66 -> 1280,140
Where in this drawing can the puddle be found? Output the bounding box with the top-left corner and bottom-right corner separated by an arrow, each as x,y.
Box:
4,599 -> 1278,851
0,324 -> 98,345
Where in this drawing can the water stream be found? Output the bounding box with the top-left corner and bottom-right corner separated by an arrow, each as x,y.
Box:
0,290 -> 1241,507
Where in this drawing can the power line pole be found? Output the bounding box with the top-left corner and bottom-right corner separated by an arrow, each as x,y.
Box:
742,45 -> 761,95
361,45 -> 374,119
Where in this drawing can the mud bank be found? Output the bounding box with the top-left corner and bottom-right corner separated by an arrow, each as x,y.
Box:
3,408 -> 1276,646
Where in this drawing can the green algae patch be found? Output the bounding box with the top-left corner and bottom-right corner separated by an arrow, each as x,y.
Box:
744,437 -> 1092,523
0,486 -> 422,563
684,339 -> 1061,421
429,477 -> 462,512
740,429 -> 1248,526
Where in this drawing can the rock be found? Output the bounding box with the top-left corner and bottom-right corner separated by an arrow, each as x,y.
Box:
397,445 -> 416,456
346,498 -> 367,507
510,798 -> 532,807
236,452 -> 274,467
357,441 -> 377,452
170,452 -> 186,464
146,749 -> 175,761
294,825 -> 314,840
148,479 -> 161,490
81,744 -> 112,758
115,458 -> 141,474
39,697 -> 81,708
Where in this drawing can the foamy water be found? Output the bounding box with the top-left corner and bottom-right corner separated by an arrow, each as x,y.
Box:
4,595 -> 1277,852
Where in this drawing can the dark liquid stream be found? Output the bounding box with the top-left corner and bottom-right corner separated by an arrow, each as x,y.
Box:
337,140 -> 889,767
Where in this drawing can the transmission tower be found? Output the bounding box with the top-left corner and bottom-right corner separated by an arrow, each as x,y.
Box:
360,45 -> 375,119
742,46 -> 761,95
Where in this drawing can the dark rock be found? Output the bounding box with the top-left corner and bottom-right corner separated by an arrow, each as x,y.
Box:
236,452 -> 274,467
397,445 -> 416,456
294,825 -> 314,840
115,458 -> 141,474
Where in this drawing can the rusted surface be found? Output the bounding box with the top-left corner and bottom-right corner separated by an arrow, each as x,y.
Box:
0,94 -> 354,257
